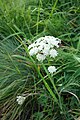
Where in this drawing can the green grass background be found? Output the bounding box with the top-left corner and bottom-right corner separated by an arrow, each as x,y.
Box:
0,0 -> 80,120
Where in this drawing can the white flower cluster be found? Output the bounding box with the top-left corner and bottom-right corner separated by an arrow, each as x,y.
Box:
28,36 -> 61,62
16,96 -> 26,105
28,36 -> 61,73
48,66 -> 57,74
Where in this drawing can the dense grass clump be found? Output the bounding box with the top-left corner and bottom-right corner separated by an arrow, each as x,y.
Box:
0,0 -> 80,120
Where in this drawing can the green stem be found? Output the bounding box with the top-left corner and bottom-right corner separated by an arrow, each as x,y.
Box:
49,0 -> 58,18
42,63 -> 63,111
42,64 -> 59,97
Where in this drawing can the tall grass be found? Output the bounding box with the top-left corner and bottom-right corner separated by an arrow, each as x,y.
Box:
0,0 -> 80,120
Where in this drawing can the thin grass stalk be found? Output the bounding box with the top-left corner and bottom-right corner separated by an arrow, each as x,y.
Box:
36,0 -> 42,34
49,0 -> 58,18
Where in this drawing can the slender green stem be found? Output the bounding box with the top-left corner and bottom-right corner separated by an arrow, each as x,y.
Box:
49,0 -> 58,18
42,64 -> 59,97
42,63 -> 63,111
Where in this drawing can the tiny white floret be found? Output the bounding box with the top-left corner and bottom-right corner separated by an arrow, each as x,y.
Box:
36,53 -> 46,62
29,47 -> 38,56
48,66 -> 57,74
16,96 -> 26,105
49,49 -> 58,58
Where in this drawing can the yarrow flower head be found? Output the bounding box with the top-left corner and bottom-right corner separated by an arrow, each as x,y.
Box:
16,96 -> 26,105
28,36 -> 61,74
28,36 -> 61,62
48,66 -> 57,74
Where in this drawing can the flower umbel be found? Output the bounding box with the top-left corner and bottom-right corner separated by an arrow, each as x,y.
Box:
28,36 -> 61,74
28,36 -> 61,62
17,96 -> 26,105
48,66 -> 57,74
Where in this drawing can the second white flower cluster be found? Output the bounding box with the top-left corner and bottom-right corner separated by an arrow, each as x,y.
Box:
28,36 -> 61,62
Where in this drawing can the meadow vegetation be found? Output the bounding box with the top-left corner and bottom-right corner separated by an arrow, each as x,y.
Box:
0,0 -> 80,120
